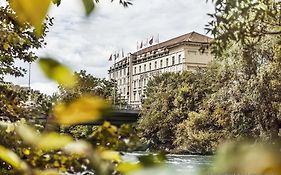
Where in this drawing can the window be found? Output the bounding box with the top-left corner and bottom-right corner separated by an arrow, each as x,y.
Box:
154,61 -> 157,69
124,69 -> 126,75
144,78 -> 146,86
160,60 -> 163,68
166,58 -> 169,66
144,64 -> 146,71
178,54 -> 181,63
172,56 -> 175,65
120,70 -> 122,76
134,67 -> 136,74
133,81 -> 136,89
133,92 -> 136,101
149,63 -> 152,70
139,65 -> 141,73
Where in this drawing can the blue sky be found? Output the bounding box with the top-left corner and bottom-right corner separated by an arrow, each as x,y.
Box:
4,0 -> 214,95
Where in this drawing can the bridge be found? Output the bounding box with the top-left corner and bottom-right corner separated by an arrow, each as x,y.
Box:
94,109 -> 141,125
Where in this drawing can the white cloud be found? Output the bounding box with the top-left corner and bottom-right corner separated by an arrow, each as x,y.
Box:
5,0 -> 214,94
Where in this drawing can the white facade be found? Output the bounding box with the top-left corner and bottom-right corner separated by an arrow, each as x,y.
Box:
108,32 -> 213,107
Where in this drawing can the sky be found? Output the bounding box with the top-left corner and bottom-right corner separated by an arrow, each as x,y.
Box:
4,0 -> 214,95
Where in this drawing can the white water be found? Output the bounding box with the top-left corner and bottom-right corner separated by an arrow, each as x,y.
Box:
122,152 -> 213,175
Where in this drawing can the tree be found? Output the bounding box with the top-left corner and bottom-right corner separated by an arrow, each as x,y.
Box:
138,70 -> 219,150
56,70 -> 125,106
206,0 -> 281,57
0,5 -> 49,80
0,82 -> 52,122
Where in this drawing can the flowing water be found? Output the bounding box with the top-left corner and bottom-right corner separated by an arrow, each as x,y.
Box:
122,152 -> 213,174
71,152 -> 213,175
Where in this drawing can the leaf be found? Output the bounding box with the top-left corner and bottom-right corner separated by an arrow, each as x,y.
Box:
38,58 -> 77,88
100,150 -> 121,162
0,145 -> 29,171
9,0 -> 51,36
35,169 -> 60,175
3,43 -> 10,51
37,133 -> 73,150
117,162 -> 142,174
82,0 -> 95,16
16,124 -> 73,151
52,0 -> 61,6
63,141 -> 92,155
53,95 -> 109,125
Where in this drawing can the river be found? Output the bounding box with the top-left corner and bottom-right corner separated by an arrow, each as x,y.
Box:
122,152 -> 213,174
71,152 -> 213,175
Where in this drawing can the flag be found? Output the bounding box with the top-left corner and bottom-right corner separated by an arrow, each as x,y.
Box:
122,49 -> 124,57
116,52 -> 120,59
149,37 -> 153,45
140,41 -> 143,49
144,38 -> 148,47
108,54 -> 112,61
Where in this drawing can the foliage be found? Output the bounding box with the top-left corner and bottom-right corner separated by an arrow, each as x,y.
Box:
206,0 -> 281,57
0,5 -> 49,79
200,142 -> 281,175
0,82 -> 52,123
55,70 -> 125,106
139,35 -> 281,154
88,122 -> 142,151
138,71 -> 217,151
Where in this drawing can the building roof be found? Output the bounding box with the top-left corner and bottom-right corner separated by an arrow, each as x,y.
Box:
133,31 -> 212,55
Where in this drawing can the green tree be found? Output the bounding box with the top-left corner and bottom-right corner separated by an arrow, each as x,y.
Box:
206,0 -> 281,57
138,70 -> 218,150
55,70 -> 125,106
0,5 -> 49,79
0,82 -> 52,122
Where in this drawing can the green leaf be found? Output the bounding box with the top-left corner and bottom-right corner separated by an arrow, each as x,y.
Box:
9,0 -> 51,36
38,58 -> 77,88
52,0 -> 61,6
0,145 -> 29,171
82,0 -> 95,16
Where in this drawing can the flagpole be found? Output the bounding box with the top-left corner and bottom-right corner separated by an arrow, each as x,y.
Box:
113,53 -> 116,106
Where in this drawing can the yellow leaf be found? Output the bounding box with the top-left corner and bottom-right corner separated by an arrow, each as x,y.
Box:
39,58 -> 77,88
0,145 -> 29,171
3,43 -> 10,50
54,95 -> 109,125
117,162 -> 143,174
35,169 -> 60,175
37,133 -> 73,150
63,141 -> 92,155
100,150 -> 121,162
16,124 -> 73,151
9,0 -> 51,36
16,124 -> 40,145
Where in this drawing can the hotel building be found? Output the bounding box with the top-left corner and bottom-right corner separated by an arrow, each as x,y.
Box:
108,31 -> 213,107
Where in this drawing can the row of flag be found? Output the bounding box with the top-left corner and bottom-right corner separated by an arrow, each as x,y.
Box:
137,34 -> 160,50
108,49 -> 125,61
108,34 -> 160,61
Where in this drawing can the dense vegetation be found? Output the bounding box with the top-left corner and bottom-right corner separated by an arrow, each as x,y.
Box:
138,0 -> 281,154
0,0 -> 280,174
